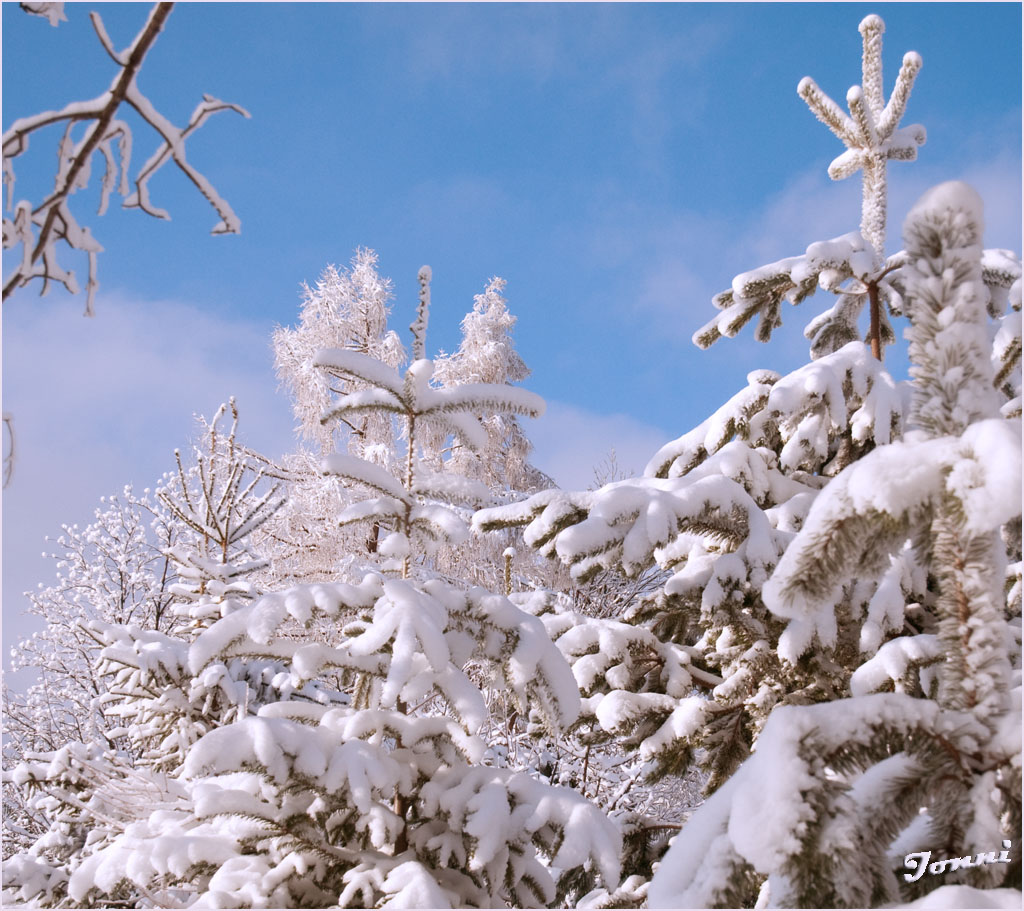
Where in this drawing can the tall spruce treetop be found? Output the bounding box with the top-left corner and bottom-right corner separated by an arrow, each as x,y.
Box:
798,14 -> 925,264
158,399 -> 285,622
694,14 -> 1016,367
695,14 -> 925,360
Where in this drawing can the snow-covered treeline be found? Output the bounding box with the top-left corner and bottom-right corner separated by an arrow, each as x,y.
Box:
3,10 -> 1020,911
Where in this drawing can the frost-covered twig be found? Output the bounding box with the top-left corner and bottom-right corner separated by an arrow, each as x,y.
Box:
19,2 -> 66,27
2,2 -> 249,314
3,411 -> 14,488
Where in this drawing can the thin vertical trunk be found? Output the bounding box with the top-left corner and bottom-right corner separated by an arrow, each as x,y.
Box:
867,279 -> 882,362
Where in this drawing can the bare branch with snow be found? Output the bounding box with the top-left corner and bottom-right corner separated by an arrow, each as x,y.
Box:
2,2 -> 249,314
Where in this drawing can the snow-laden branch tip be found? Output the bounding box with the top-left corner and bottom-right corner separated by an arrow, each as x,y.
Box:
19,2 -> 67,27
2,2 -> 250,314
797,14 -> 925,261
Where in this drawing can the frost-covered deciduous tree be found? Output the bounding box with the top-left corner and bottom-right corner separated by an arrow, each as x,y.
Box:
5,267 -> 621,909
274,248 -> 405,461
264,249 -> 406,581
3,486 -> 177,761
425,276 -> 561,596
430,276 -> 553,497
648,183 -> 1021,909
2,1 -> 248,313
157,398 -> 285,631
1,485 -> 177,865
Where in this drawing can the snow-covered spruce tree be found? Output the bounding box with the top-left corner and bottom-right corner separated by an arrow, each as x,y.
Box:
647,183 -> 1020,908
157,398 -> 285,633
476,326 -> 912,802
474,16 -> 917,804
471,29 -> 1021,907
45,266 -> 620,910
477,13 -> 1020,807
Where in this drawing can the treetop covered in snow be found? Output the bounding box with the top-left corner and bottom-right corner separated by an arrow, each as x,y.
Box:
798,14 -> 925,260
695,14 -> 1021,369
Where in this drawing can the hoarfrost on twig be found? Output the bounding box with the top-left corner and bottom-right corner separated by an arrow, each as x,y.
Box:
2,2 -> 249,315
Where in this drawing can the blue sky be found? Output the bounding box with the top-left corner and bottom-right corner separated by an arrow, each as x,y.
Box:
3,2 -> 1021,655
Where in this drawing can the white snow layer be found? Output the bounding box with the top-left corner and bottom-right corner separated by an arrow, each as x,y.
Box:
887,886 -> 1022,909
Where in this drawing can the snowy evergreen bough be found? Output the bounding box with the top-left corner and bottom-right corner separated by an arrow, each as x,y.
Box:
475,325 -> 919,795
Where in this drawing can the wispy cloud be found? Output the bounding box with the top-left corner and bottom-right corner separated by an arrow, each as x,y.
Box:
3,291 -> 295,652
361,4 -> 729,173
576,141 -> 1021,345
529,400 -> 671,490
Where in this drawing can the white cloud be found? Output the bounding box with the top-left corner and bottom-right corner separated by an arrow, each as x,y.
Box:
2,290 -> 296,655
528,400 -> 671,490
746,148 -> 1022,266
579,141 -> 1020,351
